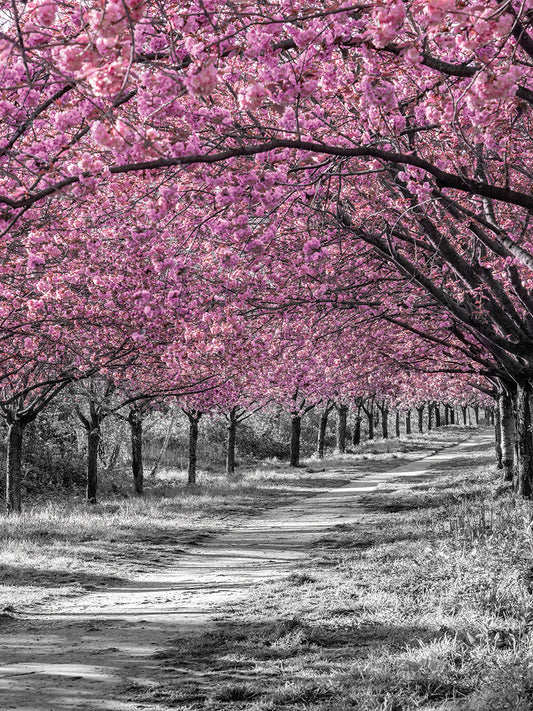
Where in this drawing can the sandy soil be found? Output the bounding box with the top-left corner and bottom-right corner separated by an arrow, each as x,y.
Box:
0,432 -> 492,711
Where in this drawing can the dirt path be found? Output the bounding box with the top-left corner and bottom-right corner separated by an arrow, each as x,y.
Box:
0,431 -> 493,711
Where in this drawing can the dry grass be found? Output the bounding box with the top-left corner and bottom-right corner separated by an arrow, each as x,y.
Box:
129,428 -> 533,710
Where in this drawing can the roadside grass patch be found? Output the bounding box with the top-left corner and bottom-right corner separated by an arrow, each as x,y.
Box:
138,431 -> 533,710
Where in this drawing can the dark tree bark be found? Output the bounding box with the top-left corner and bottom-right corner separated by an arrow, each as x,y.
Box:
406,410 -> 412,435
450,407 -> 455,425
352,415 -> 361,446
288,393 -> 315,467
75,380 -> 116,505
77,404 -> 104,505
428,403 -> 433,431
86,425 -> 100,504
434,403 -> 441,427
381,405 -> 389,439
395,411 -> 401,438
2,380 -> 71,512
376,401 -> 389,439
224,404 -> 263,475
290,413 -> 302,466
185,410 -> 202,485
417,405 -> 424,433
500,388 -> 515,483
336,404 -> 348,453
128,407 -> 144,496
367,410 -> 374,440
317,402 -> 334,459
494,398 -> 503,471
474,405 -> 480,425
462,405 -> 468,425
317,410 -> 328,459
226,408 -> 238,475
444,405 -> 450,425
361,398 -> 376,440
4,405 -> 53,513
515,382 -> 533,498
5,419 -> 26,514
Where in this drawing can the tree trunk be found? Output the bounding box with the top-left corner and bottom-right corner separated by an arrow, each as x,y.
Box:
434,403 -> 441,427
87,425 -> 100,504
494,398 -> 503,471
450,407 -> 455,425
474,405 -> 480,425
462,406 -> 468,425
226,411 -> 237,475
444,405 -> 450,426
129,409 -> 144,496
417,405 -> 424,433
500,389 -> 515,483
406,410 -> 412,435
380,407 -> 389,439
428,404 -> 433,431
336,404 -> 348,453
515,382 -> 533,498
317,407 -> 330,459
395,411 -> 400,438
352,415 -> 361,446
187,413 -> 201,485
5,419 -> 25,514
290,413 -> 301,466
367,410 -> 374,440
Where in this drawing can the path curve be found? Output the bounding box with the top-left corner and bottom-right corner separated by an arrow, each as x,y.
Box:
0,431 -> 493,710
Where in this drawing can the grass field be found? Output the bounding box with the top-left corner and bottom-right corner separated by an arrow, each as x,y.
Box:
124,428 -> 533,711
0,428 -> 467,613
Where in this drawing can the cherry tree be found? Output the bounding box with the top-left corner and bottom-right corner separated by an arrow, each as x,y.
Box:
3,1 -> 533,492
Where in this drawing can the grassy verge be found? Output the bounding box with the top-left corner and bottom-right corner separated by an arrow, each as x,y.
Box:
128,429 -> 533,711
0,426 -> 471,615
